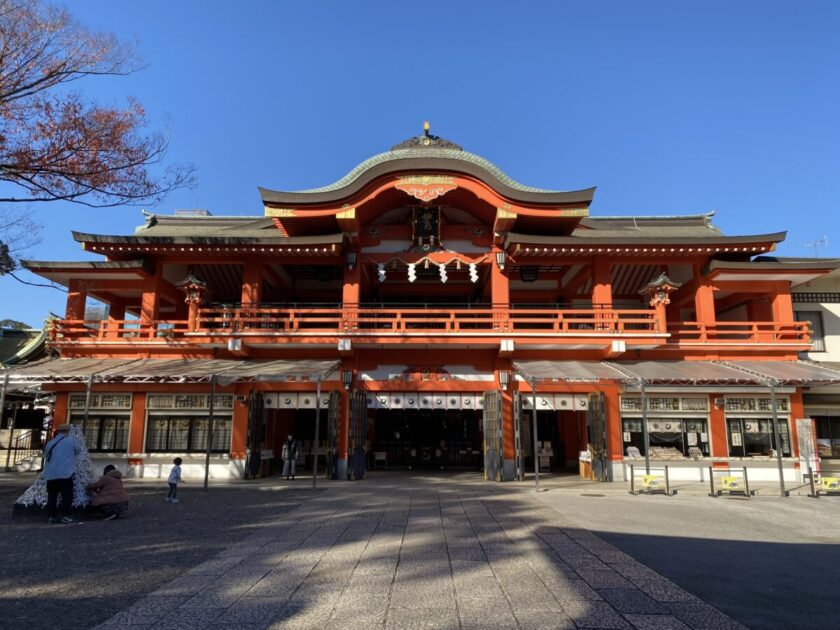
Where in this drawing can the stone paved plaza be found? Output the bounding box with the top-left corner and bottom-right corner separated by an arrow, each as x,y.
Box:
95,478 -> 744,629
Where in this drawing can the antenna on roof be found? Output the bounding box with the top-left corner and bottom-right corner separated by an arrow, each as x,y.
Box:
802,235 -> 829,258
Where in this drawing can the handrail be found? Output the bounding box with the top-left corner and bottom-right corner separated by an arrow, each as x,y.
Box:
668,321 -> 810,343
11,430 -> 40,468
49,309 -> 809,346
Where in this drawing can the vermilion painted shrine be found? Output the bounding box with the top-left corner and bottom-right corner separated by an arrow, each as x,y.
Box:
8,127 -> 840,482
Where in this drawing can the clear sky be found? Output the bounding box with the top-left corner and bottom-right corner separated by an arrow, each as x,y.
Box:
2,0 -> 839,327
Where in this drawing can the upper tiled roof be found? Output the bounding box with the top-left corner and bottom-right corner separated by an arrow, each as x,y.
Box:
259,132 -> 596,206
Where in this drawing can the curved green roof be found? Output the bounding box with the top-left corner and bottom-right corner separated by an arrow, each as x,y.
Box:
260,135 -> 595,207
296,148 -> 562,195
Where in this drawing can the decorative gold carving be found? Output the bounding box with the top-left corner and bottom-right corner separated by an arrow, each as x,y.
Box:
396,175 -> 457,202
556,208 -> 589,217
264,207 -> 296,217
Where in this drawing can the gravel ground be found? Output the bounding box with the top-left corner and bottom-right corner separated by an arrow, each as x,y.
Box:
0,476 -> 318,630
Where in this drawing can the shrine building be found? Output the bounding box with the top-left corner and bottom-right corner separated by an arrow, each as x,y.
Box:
5,126 -> 840,483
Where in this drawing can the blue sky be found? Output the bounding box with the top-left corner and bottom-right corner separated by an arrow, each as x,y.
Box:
2,1 -> 839,326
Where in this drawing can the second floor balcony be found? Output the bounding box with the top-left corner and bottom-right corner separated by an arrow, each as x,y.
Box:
48,303 -> 812,353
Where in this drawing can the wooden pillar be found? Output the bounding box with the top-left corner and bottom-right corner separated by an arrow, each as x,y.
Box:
694,282 -> 716,325
771,281 -> 794,323
501,376 -> 515,460
342,262 -> 361,330
337,388 -> 350,476
604,385 -> 623,464
241,259 -> 263,307
53,392 -> 68,425
709,394 -> 728,457
491,250 -> 509,332
748,298 -> 773,322
106,303 -> 126,339
231,395 -> 249,460
591,257 -> 613,307
65,280 -> 87,320
128,392 -> 146,454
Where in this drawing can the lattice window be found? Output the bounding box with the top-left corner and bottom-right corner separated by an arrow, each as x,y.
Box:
147,395 -> 174,409
621,397 -> 643,411
147,393 -> 233,410
68,393 -> 132,410
681,398 -> 709,411
725,398 -> 757,411
757,398 -> 789,412
648,397 -> 680,411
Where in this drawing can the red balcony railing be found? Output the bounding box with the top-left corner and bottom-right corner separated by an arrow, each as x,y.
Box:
49,306 -> 663,344
196,306 -> 661,335
48,309 -> 811,347
667,321 -> 810,344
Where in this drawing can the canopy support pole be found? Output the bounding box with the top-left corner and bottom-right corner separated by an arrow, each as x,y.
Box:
769,381 -> 787,498
203,374 -> 217,491
529,377 -> 541,492
83,373 -> 94,430
313,377 -> 322,491
639,379 -> 650,474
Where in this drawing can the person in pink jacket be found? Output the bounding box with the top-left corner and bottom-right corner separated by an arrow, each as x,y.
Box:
85,465 -> 130,520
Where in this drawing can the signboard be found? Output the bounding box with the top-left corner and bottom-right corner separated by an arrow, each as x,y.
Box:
797,418 -> 820,476
261,449 -> 274,460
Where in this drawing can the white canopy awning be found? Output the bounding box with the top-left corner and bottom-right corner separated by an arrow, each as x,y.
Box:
1,358 -> 339,386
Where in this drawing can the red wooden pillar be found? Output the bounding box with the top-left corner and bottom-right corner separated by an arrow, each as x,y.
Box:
231,395 -> 249,461
592,257 -> 613,331
709,394 -> 728,458
107,303 -> 126,339
337,387 -> 350,478
241,259 -> 263,307
603,384 -> 623,467
53,392 -> 69,426
342,260 -> 361,330
140,268 -> 162,336
65,280 -> 87,320
128,392 -> 146,454
771,281 -> 794,322
591,257 -> 613,307
694,266 -> 716,327
491,249 -> 509,331
497,386 -> 516,478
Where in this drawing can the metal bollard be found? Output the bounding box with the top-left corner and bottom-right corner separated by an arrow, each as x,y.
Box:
743,467 -> 751,497
629,465 -> 635,495
808,466 -> 818,498
665,466 -> 670,496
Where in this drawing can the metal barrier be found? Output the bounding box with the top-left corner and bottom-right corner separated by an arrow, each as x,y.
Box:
708,466 -> 756,497
808,467 -> 840,498
628,465 -> 677,496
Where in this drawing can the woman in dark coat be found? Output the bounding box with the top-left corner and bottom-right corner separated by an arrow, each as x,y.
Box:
86,465 -> 130,520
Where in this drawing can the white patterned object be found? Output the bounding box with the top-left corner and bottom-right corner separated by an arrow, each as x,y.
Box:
15,424 -> 95,509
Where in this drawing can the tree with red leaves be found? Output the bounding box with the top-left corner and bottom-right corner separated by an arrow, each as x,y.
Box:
0,0 -> 194,271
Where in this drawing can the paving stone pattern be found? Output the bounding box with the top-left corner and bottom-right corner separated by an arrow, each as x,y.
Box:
96,484 -> 746,629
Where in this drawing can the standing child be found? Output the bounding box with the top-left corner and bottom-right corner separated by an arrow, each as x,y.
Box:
166,457 -> 183,503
